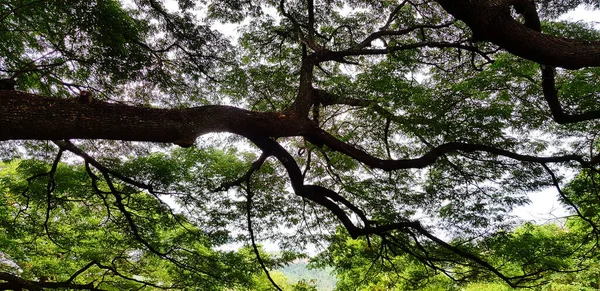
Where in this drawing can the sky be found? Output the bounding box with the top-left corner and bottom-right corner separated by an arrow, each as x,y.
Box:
561,5 -> 600,24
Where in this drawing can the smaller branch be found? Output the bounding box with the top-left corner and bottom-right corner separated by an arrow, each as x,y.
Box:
325,24 -> 354,43
66,261 -> 97,284
93,261 -> 172,289
44,148 -> 64,244
279,0 -> 305,41
541,66 -> 600,124
384,117 -> 392,159
246,192 -> 283,291
376,222 -> 518,287
355,22 -> 453,50
380,0 -> 410,31
307,0 -> 315,38
317,41 -> 493,64
301,149 -> 312,179
308,127 -> 589,172
0,0 -> 46,23
543,164 -> 600,237
213,151 -> 271,192
53,140 -> 154,192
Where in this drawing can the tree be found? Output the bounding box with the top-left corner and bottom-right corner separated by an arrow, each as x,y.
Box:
0,159 -> 263,290
2,0 -> 600,289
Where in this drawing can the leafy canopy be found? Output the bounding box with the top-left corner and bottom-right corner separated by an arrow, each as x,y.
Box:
1,0 -> 600,290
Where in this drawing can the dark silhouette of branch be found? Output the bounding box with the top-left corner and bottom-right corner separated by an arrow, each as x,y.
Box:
354,22 -> 454,50
52,140 -> 229,283
380,0 -> 410,31
543,164 -> 600,237
66,261 -> 97,284
541,65 -> 600,123
92,261 -> 176,289
246,188 -> 283,291
213,151 -> 272,192
0,271 -> 101,291
316,41 -> 494,64
43,148 -> 64,248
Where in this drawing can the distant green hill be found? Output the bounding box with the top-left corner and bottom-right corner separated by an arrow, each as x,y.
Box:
278,260 -> 337,291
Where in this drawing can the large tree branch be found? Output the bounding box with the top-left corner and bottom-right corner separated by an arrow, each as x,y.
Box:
0,272 -> 100,291
2,91 -> 594,172
287,57 -> 317,117
0,91 -> 313,145
434,0 -> 600,69
3,92 -> 586,288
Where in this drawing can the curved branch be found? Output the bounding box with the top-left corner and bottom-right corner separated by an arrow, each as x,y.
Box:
316,41 -> 494,64
380,0 -> 410,31
541,66 -> 600,123
249,139 -> 529,288
246,192 -> 283,291
66,261 -> 97,284
93,261 -> 175,289
308,128 -> 589,171
43,147 -> 65,248
434,0 -> 600,69
354,22 -> 454,50
249,137 -> 366,236
543,164 -> 600,236
279,0 -> 305,41
213,151 -> 271,192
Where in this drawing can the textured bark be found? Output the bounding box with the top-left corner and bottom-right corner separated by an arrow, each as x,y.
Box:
0,91 -> 313,145
434,0 -> 600,69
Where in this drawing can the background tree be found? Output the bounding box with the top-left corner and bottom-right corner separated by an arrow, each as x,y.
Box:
1,0 -> 600,289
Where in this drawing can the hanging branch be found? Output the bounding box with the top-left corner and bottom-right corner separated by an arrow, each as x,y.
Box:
246,185 -> 283,291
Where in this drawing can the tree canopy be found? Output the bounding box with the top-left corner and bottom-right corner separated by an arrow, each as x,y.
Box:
1,0 -> 600,290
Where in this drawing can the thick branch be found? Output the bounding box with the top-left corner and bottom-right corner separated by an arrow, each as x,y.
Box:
0,91 -> 313,145
249,137 -> 365,236
249,138 -> 525,287
434,0 -> 600,69
541,66 -> 600,123
287,57 -> 316,116
0,272 -> 100,291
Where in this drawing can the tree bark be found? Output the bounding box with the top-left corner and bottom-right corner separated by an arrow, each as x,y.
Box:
0,91 -> 312,146
434,0 -> 600,69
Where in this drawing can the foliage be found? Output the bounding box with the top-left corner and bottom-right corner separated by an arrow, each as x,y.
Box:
0,160 -> 258,290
